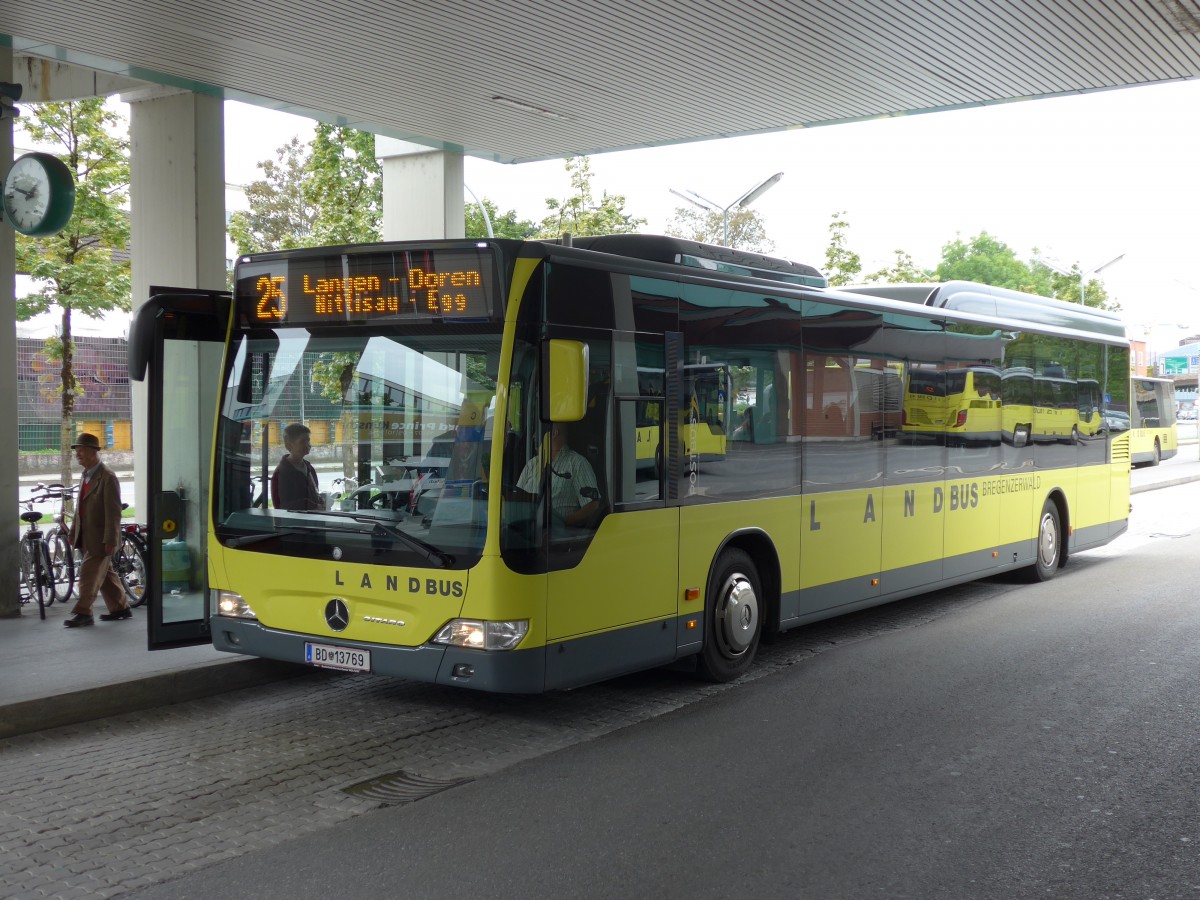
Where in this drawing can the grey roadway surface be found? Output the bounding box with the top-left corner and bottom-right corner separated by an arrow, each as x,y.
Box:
2,445 -> 1199,741
128,520 -> 1200,900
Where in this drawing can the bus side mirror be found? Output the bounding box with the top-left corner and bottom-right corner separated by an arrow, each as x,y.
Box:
544,339 -> 588,423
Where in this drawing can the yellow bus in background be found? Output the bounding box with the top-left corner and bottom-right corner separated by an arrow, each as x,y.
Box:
1127,376 -> 1177,466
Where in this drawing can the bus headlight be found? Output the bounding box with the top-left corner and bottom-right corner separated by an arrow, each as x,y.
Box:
432,619 -> 529,651
215,589 -> 256,619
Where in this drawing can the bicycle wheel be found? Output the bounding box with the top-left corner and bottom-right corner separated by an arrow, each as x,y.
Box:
18,539 -> 35,606
46,528 -> 76,602
115,532 -> 149,607
37,541 -> 57,613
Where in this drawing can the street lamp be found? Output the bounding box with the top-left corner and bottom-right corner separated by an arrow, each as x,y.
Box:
464,183 -> 494,238
669,172 -> 784,247
1043,253 -> 1125,305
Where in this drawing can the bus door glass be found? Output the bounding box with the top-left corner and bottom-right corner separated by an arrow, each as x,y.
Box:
128,290 -> 232,649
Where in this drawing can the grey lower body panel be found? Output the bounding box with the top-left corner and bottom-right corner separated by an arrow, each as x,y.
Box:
211,618 -> 548,692
545,617 -> 681,690
778,536 -> 1044,631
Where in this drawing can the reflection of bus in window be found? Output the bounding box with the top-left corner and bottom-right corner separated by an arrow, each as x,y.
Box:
1076,378 -> 1103,437
900,366 -> 948,439
635,364 -> 730,470
1033,373 -> 1080,443
684,364 -> 731,460
946,366 -> 1001,443
1129,376 -> 1177,466
901,366 -> 1001,444
999,368 -> 1099,445
1001,367 -> 1034,447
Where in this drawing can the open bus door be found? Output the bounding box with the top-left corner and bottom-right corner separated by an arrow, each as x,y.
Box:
128,289 -> 232,650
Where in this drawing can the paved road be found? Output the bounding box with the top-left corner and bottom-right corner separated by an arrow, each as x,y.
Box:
3,481 -> 1198,898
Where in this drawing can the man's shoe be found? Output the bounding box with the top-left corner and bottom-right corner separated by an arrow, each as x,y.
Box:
63,614 -> 95,628
99,607 -> 133,621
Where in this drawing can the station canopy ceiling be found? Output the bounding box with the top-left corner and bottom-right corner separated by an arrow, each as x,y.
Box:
4,0 -> 1200,163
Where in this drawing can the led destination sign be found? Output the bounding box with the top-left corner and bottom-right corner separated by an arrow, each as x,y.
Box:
235,248 -> 497,325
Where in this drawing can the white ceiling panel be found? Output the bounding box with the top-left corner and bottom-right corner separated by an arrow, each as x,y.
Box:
3,0 -> 1199,162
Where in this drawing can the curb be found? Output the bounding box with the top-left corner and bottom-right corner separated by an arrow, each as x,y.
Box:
1131,475 -> 1200,495
0,658 -> 305,740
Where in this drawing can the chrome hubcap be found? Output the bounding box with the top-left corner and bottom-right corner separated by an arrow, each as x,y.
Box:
1038,513 -> 1057,567
717,573 -> 759,656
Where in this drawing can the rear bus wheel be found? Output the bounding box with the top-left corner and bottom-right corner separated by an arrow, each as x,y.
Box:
1028,499 -> 1062,582
697,548 -> 762,682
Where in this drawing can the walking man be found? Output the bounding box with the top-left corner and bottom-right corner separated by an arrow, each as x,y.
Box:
64,433 -> 130,627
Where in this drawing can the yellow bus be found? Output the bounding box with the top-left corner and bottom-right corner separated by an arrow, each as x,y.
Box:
1126,376 -> 1177,466
130,245 -> 1131,690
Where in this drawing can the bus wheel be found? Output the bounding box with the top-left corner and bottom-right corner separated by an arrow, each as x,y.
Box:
697,548 -> 762,682
1151,439 -> 1161,466
1028,499 -> 1062,582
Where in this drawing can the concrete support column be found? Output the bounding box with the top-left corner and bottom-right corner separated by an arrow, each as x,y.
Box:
124,88 -> 225,515
376,137 -> 464,240
1,47 -> 18,617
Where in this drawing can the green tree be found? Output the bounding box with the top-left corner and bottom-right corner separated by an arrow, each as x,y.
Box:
465,197 -> 537,239
822,211 -> 862,286
536,156 -> 645,238
665,205 -> 773,251
227,137 -> 314,255
306,124 -> 382,245
863,250 -> 933,284
229,125 -> 382,256
310,352 -> 362,484
1028,256 -> 1119,311
935,234 -> 1119,310
935,232 -> 1034,290
15,98 -> 131,486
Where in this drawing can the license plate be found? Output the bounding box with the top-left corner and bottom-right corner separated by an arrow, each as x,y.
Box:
304,642 -> 371,673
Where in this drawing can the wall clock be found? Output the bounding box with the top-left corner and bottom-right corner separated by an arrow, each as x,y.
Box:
3,151 -> 76,237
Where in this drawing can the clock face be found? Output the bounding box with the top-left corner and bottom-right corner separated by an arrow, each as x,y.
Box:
2,152 -> 76,237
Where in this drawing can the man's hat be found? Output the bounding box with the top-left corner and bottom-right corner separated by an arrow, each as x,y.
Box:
71,432 -> 102,450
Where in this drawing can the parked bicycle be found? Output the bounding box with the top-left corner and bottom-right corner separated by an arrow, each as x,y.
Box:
18,496 -> 59,619
30,482 -> 79,603
114,518 -> 149,608
31,481 -> 149,608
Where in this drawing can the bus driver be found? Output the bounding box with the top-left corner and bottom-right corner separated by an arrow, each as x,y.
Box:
512,423 -> 599,527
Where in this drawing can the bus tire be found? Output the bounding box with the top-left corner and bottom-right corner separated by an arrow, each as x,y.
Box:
1028,499 -> 1062,582
697,548 -> 762,682
1150,439 -> 1161,466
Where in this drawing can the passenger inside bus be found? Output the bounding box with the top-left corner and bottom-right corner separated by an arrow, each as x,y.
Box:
512,422 -> 600,527
271,423 -> 323,511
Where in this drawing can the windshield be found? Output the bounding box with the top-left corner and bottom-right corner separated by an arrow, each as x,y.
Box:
214,325 -> 501,568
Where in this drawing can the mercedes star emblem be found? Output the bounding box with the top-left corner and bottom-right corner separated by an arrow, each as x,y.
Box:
325,598 -> 350,632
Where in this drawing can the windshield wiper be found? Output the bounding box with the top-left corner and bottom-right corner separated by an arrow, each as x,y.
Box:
223,523 -> 330,547
293,509 -> 454,567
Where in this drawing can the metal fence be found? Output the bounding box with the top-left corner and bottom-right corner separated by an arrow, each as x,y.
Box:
17,335 -> 133,452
